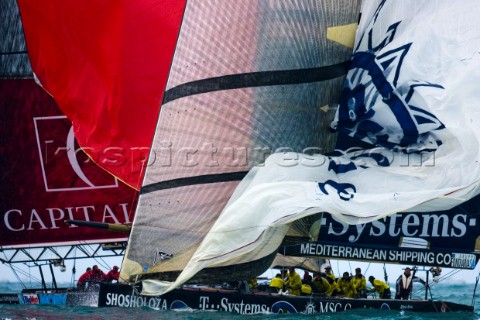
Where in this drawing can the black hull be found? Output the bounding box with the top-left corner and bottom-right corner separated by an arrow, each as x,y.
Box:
69,283 -> 475,314
0,293 -> 20,304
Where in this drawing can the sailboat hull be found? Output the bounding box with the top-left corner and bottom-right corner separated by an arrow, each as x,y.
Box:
66,283 -> 474,314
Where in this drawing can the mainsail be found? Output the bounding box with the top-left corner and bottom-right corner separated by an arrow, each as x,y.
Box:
16,0 -> 480,298
127,0 -> 360,291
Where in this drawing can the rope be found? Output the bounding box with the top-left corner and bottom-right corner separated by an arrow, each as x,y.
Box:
472,271 -> 480,306
383,263 -> 388,286
429,299 -> 439,312
70,247 -> 77,287
364,263 -> 371,275
84,243 -> 112,271
409,268 -> 464,299
7,264 -> 43,289
410,267 -> 418,300
8,265 -> 27,290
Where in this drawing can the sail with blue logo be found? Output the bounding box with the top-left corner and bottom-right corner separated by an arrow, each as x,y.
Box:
139,0 -> 480,295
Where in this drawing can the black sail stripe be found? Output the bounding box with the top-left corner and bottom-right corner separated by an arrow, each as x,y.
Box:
163,60 -> 350,104
141,171 -> 249,194
144,61 -> 350,193
0,50 -> 29,55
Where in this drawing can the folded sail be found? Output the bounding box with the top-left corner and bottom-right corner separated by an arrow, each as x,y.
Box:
140,0 -> 480,295
269,254 -> 327,274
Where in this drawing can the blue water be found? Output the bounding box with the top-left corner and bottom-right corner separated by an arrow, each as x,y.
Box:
0,282 -> 479,319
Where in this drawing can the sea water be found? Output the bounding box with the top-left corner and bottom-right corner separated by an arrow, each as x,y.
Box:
0,282 -> 479,319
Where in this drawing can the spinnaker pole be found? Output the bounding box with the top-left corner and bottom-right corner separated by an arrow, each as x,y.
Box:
65,220 -> 131,234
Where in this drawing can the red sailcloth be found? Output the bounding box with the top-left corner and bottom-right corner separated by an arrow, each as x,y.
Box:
18,0 -> 187,189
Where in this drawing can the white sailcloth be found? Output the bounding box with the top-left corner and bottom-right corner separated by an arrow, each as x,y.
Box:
142,0 -> 480,294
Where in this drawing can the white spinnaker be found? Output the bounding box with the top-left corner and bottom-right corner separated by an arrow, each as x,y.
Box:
141,0 -> 480,295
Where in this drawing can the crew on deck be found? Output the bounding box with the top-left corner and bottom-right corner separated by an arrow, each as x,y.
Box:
395,267 -> 428,300
311,272 -> 331,295
368,276 -> 391,299
336,272 -> 355,298
106,266 -> 120,283
300,270 -> 313,295
301,282 -> 312,295
352,267 -> 367,298
324,265 -> 336,284
77,265 -> 121,289
91,264 -> 107,282
248,278 -> 258,289
269,273 -> 284,292
77,267 -> 92,289
303,271 -> 312,282
284,267 -> 302,296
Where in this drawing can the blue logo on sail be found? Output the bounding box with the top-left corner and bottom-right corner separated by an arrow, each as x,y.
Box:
332,0 -> 445,154
318,180 -> 356,201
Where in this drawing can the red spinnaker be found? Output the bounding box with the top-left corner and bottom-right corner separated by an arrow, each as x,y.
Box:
17,0 -> 187,189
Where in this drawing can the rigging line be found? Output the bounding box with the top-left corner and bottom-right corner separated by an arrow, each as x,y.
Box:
472,271 -> 479,306
9,264 -> 42,287
382,263 -> 388,285
88,249 -> 110,271
89,244 -> 115,271
95,257 -> 110,271
141,171 -> 248,195
426,269 -> 461,291
71,248 -> 77,288
8,265 -> 27,290
79,242 -> 110,270
411,285 -> 429,298
162,61 -> 350,104
364,262 -> 371,275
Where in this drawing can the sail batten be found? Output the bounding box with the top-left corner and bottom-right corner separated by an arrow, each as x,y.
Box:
163,61 -> 350,103
140,171 -> 249,194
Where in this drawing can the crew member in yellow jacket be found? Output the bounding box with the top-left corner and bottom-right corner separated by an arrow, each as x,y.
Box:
269,273 -> 284,291
368,276 -> 392,299
312,272 -> 331,295
284,267 -> 302,296
352,267 -> 367,298
301,283 -> 312,295
324,266 -> 336,283
337,272 -> 355,298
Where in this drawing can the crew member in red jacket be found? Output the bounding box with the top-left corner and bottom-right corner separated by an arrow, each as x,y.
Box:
106,266 -> 120,282
77,267 -> 92,289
